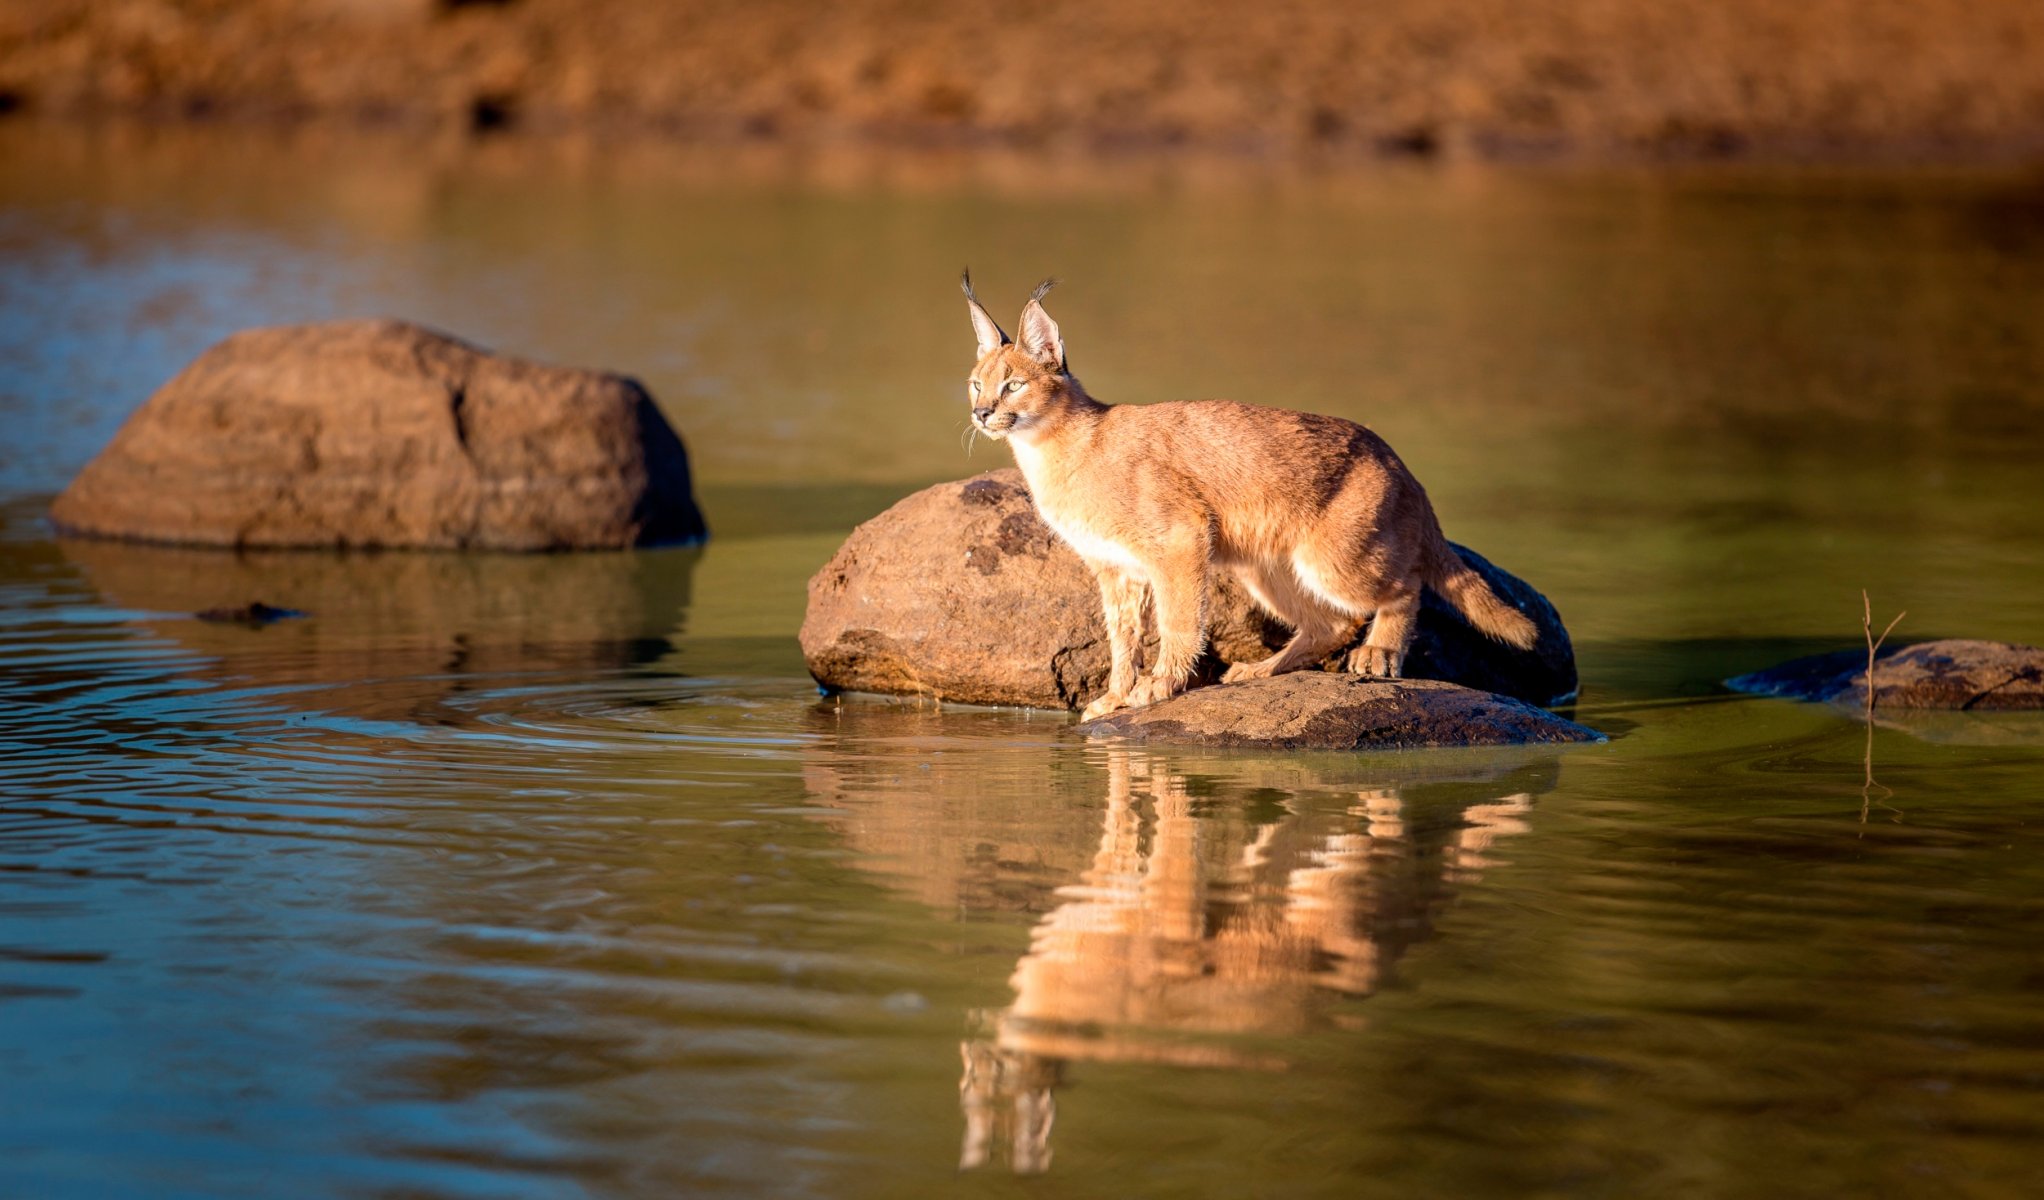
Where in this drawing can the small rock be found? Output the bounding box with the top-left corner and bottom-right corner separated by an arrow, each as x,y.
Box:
194,601 -> 304,624
800,469 -> 1577,710
1727,639 -> 2044,711
1077,674 -> 1603,751
51,319 -> 706,551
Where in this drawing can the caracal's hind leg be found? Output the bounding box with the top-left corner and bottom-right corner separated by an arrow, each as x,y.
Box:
1290,520 -> 1421,679
1222,560 -> 1362,683
1346,579 -> 1420,678
1081,566 -> 1148,721
1301,469 -> 1434,680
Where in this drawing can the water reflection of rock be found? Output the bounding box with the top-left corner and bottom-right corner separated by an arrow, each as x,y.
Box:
57,535 -> 698,720
1865,709 -> 2044,747
800,706 -> 1558,1175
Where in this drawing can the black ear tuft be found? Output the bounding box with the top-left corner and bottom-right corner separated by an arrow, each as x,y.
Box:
1028,277 -> 1059,304
962,267 -> 1011,353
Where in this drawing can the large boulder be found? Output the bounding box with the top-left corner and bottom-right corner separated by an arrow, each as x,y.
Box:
800,470 -> 1576,710
50,320 -> 706,550
1077,674 -> 1603,750
1727,639 -> 2044,710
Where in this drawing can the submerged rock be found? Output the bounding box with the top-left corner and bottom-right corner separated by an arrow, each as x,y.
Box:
51,320 -> 706,551
1727,639 -> 2044,711
800,469 -> 1576,710
1077,674 -> 1603,750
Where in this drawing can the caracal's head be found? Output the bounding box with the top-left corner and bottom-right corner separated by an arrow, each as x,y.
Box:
960,270 -> 1081,443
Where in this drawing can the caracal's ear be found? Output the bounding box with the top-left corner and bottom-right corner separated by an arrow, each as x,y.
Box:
960,269 -> 1009,358
1017,277 -> 1064,371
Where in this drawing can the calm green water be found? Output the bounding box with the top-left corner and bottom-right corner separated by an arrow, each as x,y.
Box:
3,122 -> 2044,1198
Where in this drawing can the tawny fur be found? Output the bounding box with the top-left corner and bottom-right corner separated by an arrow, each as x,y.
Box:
960,271 -> 1538,720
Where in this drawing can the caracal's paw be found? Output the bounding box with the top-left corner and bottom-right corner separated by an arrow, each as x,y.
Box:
1126,675 -> 1186,709
1347,646 -> 1404,679
1221,659 -> 1278,684
1080,691 -> 1129,721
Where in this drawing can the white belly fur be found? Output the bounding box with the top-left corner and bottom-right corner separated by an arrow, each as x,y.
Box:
1045,512 -> 1142,570
1010,443 -> 1143,572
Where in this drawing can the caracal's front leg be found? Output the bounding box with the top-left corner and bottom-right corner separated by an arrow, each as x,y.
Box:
1080,565 -> 1147,721
1126,530 -> 1210,710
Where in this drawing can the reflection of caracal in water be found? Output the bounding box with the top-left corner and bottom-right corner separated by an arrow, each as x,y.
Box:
958,750 -> 1537,1175
959,273 -> 1537,720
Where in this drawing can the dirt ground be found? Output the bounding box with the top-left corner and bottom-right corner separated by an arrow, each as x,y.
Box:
4,0 -> 2043,162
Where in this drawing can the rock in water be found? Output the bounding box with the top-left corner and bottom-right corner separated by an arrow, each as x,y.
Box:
51,320 -> 706,550
800,469 -> 1577,710
1408,541 -> 1576,704
1728,639 -> 2044,710
1077,675 -> 1603,750
194,601 -> 304,625
800,472 -> 1132,710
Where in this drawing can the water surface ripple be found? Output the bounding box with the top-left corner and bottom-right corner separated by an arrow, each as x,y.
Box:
4,124 -> 2044,1198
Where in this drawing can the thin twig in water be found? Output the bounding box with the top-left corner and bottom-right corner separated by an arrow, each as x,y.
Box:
1859,589 -> 1905,830
1861,589 -> 1906,715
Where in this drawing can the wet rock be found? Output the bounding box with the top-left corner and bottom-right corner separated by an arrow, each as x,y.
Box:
799,469 -> 1575,710
1078,674 -> 1603,750
51,320 -> 706,551
1727,639 -> 2044,711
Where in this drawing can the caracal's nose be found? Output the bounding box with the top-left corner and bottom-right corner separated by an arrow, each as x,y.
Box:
972,406 -> 994,424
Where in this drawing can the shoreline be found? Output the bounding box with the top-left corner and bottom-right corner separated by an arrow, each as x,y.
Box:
8,104 -> 2044,175
5,0 -> 2043,171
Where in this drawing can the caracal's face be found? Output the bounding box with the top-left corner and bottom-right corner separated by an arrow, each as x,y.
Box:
967,346 -> 1062,441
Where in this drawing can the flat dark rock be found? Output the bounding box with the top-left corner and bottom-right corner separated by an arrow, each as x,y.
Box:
1076,673 -> 1603,751
194,601 -> 304,625
801,469 -> 1577,711
51,319 -> 706,551
1727,639 -> 2044,711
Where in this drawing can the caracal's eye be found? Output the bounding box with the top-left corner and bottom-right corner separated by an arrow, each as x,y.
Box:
1002,379 -> 1026,396
969,379 -> 982,395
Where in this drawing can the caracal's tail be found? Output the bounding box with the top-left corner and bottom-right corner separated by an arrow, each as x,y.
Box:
1424,533 -> 1539,650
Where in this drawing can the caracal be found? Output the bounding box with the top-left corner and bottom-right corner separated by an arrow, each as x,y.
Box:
961,273 -> 1537,721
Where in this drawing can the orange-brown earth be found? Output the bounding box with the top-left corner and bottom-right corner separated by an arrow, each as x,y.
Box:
3,0 -> 2043,161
